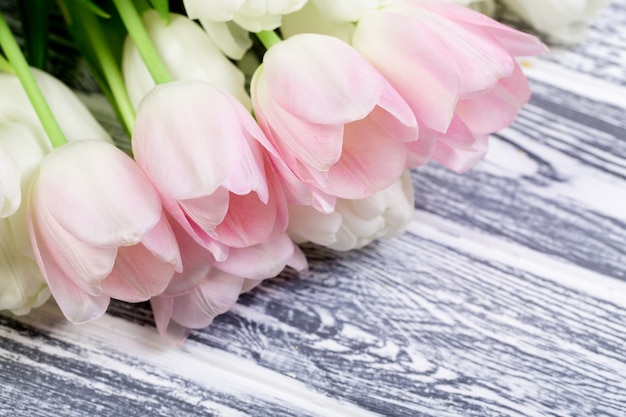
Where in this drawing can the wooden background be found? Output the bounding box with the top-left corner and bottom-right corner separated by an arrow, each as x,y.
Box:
1,1 -> 626,416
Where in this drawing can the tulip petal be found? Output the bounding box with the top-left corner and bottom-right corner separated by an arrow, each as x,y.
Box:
263,34 -> 383,125
416,0 -> 547,56
353,10 -> 461,133
199,19 -> 252,60
214,189 -> 278,247
214,233 -> 299,279
170,270 -> 245,328
163,218 -> 213,297
178,188 -> 230,233
37,141 -> 162,248
326,107 -> 408,199
432,116 -> 489,173
162,196 -> 230,262
100,240 -> 176,303
253,66 -> 344,175
151,296 -> 191,345
29,219 -> 109,323
133,81 -> 245,200
456,64 -> 531,133
0,148 -> 20,218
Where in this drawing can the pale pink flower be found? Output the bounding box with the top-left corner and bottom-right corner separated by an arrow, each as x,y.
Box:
0,69 -> 113,316
251,33 -> 418,212
352,0 -> 547,172
132,80 -> 288,261
151,217 -> 306,344
28,140 -> 181,323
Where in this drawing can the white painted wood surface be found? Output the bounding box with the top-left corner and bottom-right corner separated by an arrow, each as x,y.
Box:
1,1 -> 626,416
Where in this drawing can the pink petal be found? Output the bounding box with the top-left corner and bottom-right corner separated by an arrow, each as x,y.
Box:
406,128 -> 438,167
326,107 -> 408,199
132,80 -> 245,200
263,34 -> 384,124
432,116 -> 489,173
253,67 -> 344,176
213,233 -> 300,279
28,216 -> 109,323
177,188 -> 230,234
162,196 -> 230,261
415,0 -> 547,56
100,241 -> 176,303
456,64 -> 531,134
37,141 -> 162,247
214,189 -> 278,247
162,216 -> 214,297
141,213 -> 182,272
150,296 -> 191,345
170,269 -> 245,329
353,10 -> 461,133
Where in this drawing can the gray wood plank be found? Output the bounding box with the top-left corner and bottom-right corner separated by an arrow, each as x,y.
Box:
3,221 -> 626,416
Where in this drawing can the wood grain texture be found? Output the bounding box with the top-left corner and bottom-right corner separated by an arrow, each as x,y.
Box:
1,0 -> 626,416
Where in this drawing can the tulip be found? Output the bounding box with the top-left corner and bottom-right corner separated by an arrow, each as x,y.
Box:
352,0 -> 547,172
0,218 -> 50,315
0,69 -> 113,316
122,10 -> 250,108
28,140 -> 181,323
287,170 -> 414,251
0,146 -> 20,218
0,123 -> 50,315
132,80 -> 288,261
151,217 -> 306,344
251,33 -> 418,212
0,69 -> 111,145
500,0 -> 611,43
181,0 -> 308,59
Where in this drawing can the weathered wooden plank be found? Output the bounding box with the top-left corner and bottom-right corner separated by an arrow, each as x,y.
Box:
540,0 -> 626,87
413,69 -> 626,281
3,218 -> 625,417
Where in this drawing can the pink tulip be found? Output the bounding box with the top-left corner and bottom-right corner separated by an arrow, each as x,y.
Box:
352,0 -> 547,172
151,216 -> 306,344
132,80 -> 288,261
28,140 -> 181,323
250,33 -> 418,212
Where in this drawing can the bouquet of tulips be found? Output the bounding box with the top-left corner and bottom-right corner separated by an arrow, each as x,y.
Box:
0,0 -> 607,343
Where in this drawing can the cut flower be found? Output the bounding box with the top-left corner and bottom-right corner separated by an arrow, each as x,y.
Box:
28,140 -> 181,323
251,33 -> 418,211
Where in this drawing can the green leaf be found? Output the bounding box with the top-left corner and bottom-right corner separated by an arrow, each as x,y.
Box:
74,0 -> 112,18
148,0 -> 169,23
18,0 -> 51,69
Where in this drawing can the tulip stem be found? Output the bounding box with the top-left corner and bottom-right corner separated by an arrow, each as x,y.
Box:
256,30 -> 282,49
0,53 -> 13,73
0,12 -> 67,147
112,0 -> 172,85
72,4 -> 136,134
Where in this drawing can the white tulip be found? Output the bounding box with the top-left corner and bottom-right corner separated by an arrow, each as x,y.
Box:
500,0 -> 611,43
287,171 -> 414,251
122,10 -> 250,109
183,0 -> 308,58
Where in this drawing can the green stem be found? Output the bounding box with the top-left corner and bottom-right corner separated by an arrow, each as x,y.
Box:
112,0 -> 172,85
74,4 -> 136,133
0,12 -> 67,147
256,30 -> 282,49
0,53 -> 13,72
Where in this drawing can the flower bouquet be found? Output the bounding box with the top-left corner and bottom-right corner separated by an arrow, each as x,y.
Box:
0,0 -> 608,344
